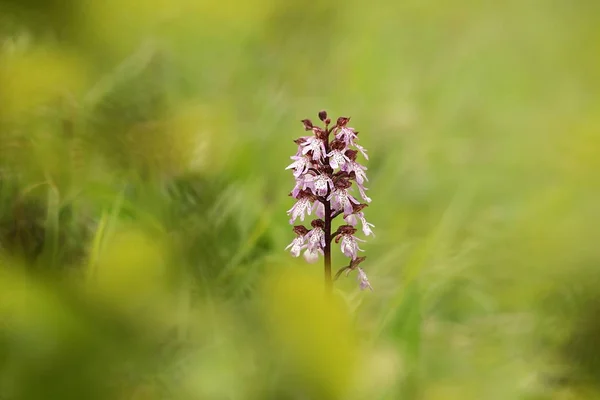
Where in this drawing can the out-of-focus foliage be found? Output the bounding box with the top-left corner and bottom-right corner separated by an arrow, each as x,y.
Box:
0,0 -> 599,399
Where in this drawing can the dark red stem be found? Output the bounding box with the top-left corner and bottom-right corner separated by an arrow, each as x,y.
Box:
324,202 -> 332,293
323,124 -> 333,294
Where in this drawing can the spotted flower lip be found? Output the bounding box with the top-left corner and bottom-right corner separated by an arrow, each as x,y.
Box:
304,173 -> 333,197
334,225 -> 365,259
285,236 -> 305,257
335,126 -> 358,145
287,198 -> 310,223
287,192 -> 318,224
306,227 -> 325,251
335,127 -> 369,160
301,136 -> 327,161
327,188 -> 360,216
327,149 -> 349,170
340,234 -> 365,259
304,218 -> 326,251
286,154 -> 312,178
342,159 -> 368,185
286,111 -> 375,292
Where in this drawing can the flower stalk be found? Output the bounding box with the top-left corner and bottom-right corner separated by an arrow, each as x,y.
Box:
324,199 -> 332,291
286,111 -> 375,294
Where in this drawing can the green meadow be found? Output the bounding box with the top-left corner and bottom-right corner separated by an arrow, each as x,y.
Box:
0,0 -> 599,398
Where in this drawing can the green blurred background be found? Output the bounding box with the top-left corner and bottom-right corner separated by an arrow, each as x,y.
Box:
0,0 -> 599,399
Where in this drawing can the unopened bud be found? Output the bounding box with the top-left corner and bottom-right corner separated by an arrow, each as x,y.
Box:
301,119 -> 314,131
293,225 -> 310,236
336,117 -> 350,127
344,149 -> 358,161
330,139 -> 346,151
311,219 -> 325,228
313,127 -> 328,140
318,110 -> 328,121
338,225 -> 357,235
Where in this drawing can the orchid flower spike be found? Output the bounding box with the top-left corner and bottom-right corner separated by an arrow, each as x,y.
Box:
285,111 -> 375,292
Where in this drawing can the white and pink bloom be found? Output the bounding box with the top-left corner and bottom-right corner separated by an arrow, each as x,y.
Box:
334,118 -> 369,160
327,186 -> 360,216
335,225 -> 365,260
290,173 -> 311,198
305,219 -> 326,252
357,267 -> 373,291
344,207 -> 375,237
285,225 -> 310,257
327,149 -> 349,170
327,139 -> 349,170
285,236 -> 305,257
301,136 -> 327,161
342,150 -> 368,185
287,190 -> 318,224
339,233 -> 365,259
286,154 -> 312,178
304,173 -> 333,197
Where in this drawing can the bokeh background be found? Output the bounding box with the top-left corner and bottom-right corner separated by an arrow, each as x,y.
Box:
0,0 -> 599,399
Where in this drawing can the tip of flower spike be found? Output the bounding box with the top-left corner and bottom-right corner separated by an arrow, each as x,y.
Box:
318,110 -> 328,121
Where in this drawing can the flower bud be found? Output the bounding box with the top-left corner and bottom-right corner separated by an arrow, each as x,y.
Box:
338,225 -> 357,235
293,225 -> 310,236
301,119 -> 314,131
333,178 -> 352,190
330,139 -> 346,151
318,110 -> 328,121
344,149 -> 358,161
313,127 -> 328,141
311,219 -> 325,228
336,117 -> 350,127
351,203 -> 369,213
